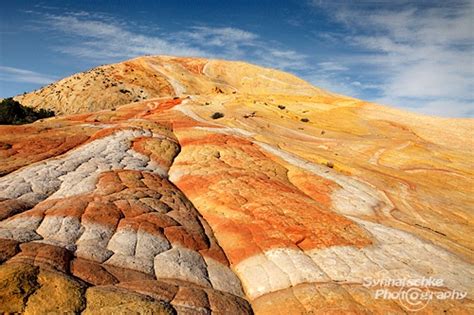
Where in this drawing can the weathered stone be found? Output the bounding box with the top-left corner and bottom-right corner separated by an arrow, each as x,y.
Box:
83,286 -> 174,314
154,247 -> 211,287
0,55 -> 472,314
117,280 -> 178,302
0,238 -> 20,263
171,286 -> 210,314
23,269 -> 86,314
71,258 -> 118,286
203,256 -> 244,297
11,242 -> 73,273
206,288 -> 254,315
0,263 -> 39,313
103,263 -> 155,283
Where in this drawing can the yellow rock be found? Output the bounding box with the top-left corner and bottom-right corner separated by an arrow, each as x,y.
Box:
83,286 -> 174,315
24,269 -> 85,314
0,263 -> 39,313
1,55 -> 472,314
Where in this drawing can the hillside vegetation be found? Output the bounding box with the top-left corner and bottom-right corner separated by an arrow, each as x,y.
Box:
0,98 -> 54,124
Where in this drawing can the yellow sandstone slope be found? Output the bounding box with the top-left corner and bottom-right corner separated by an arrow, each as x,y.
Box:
1,55 -> 473,314
14,56 -> 326,115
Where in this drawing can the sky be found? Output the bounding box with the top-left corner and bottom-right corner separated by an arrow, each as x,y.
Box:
0,0 -> 473,117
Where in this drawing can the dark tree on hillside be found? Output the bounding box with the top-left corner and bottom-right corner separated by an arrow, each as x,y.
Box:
0,98 -> 55,125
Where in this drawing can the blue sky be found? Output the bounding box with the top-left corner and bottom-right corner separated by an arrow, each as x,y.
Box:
0,0 -> 473,117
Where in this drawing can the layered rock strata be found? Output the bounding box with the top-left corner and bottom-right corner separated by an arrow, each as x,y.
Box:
1,56 -> 473,314
0,107 -> 251,314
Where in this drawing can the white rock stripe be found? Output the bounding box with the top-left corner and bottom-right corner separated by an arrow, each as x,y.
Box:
234,218 -> 474,300
254,141 -> 393,217
0,210 -> 246,297
0,216 -> 43,242
173,100 -> 221,126
75,222 -> 115,262
170,104 -> 392,218
149,63 -> 186,95
234,247 -> 329,299
204,255 -> 245,297
0,129 -> 166,207
167,107 -> 473,302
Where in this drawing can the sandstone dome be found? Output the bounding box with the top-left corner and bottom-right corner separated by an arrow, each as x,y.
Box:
1,56 -> 472,313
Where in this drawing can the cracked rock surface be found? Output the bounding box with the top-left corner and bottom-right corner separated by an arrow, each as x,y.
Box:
0,99 -> 250,314
1,55 -> 473,314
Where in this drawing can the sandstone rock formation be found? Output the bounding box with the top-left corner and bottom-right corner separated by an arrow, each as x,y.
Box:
1,56 -> 473,314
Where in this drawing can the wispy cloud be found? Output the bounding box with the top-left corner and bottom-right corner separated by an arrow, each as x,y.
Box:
318,62 -> 348,72
176,26 -> 259,59
180,26 -> 258,46
255,48 -> 310,70
32,11 -> 310,73
0,66 -> 57,85
20,4 -> 472,117
310,0 -> 474,117
43,14 -> 205,59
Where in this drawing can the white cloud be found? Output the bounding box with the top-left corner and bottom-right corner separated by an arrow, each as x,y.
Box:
318,62 -> 348,72
255,48 -> 309,70
181,26 -> 258,46
305,73 -> 358,97
377,98 -> 474,118
35,12 -> 311,74
310,1 -> 474,117
18,5 -> 473,117
44,14 -> 205,59
0,66 -> 57,85
176,26 -> 259,59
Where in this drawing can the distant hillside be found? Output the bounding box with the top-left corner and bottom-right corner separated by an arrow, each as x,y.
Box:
14,55 -> 327,115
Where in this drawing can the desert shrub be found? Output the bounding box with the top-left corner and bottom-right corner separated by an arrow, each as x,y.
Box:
211,112 -> 224,119
0,98 -> 55,125
300,118 -> 309,122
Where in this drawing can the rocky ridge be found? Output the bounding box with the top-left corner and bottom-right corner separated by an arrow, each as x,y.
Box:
1,56 -> 473,314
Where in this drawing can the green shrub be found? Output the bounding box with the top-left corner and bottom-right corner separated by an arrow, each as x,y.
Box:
0,98 -> 55,125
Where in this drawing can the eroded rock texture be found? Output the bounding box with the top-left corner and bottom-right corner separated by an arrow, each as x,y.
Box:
0,112 -> 250,314
1,56 -> 473,314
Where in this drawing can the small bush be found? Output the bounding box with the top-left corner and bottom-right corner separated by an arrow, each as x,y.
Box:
0,98 -> 55,125
243,111 -> 256,119
211,112 -> 224,119
300,118 -> 309,122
